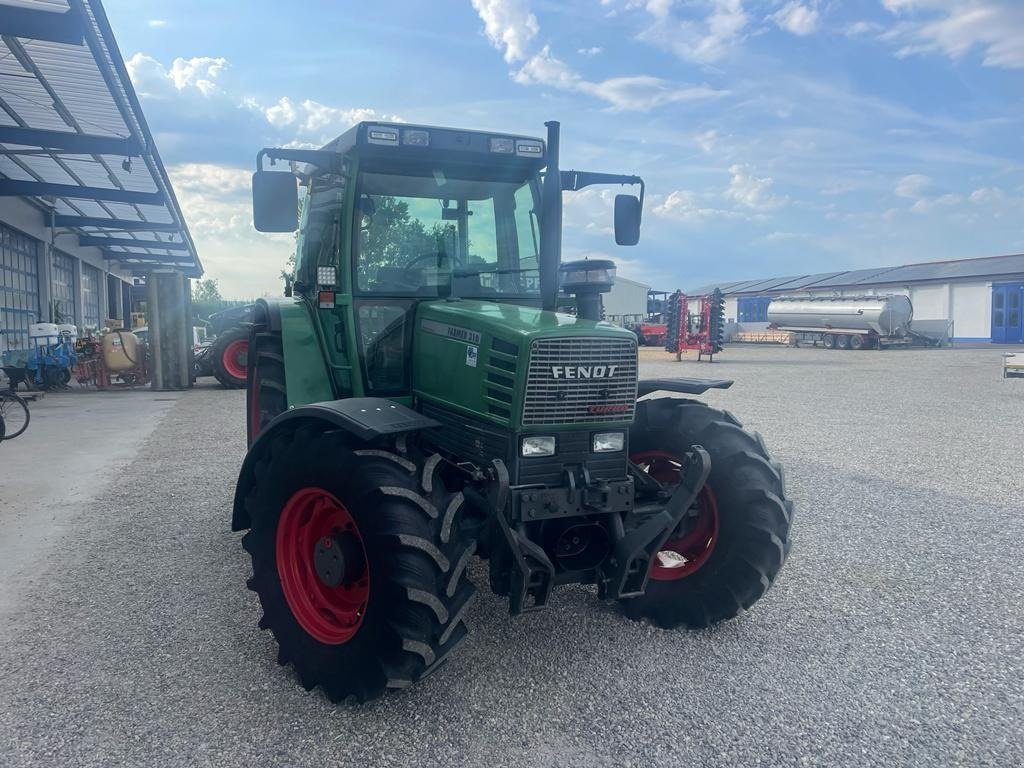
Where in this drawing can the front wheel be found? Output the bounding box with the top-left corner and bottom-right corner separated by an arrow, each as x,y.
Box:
621,398 -> 793,629
241,426 -> 477,702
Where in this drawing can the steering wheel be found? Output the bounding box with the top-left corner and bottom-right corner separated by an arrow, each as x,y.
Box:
403,251 -> 463,273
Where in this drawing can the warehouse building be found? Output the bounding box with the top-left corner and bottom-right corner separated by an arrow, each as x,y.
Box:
0,0 -> 200,361
689,254 -> 1024,344
603,275 -> 651,324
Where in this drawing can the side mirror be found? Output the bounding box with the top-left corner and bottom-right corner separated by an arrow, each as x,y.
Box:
614,194 -> 641,246
252,171 -> 298,232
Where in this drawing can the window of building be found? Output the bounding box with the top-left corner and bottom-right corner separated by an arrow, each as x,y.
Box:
82,263 -> 101,329
737,296 -> 771,322
0,223 -> 40,352
51,250 -> 77,323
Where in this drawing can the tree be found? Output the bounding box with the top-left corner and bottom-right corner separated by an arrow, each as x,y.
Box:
192,278 -> 222,303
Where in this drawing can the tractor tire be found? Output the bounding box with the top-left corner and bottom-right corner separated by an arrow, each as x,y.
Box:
822,333 -> 835,349
246,329 -> 287,445
621,398 -> 793,629
211,327 -> 249,389
241,425 -> 477,703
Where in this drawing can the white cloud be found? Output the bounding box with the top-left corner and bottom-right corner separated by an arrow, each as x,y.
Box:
845,20 -> 883,36
895,173 -> 932,198
577,46 -> 604,56
882,0 -> 1024,69
470,0 -> 539,62
695,129 -> 718,153
645,0 -> 676,18
968,186 -> 1024,218
640,0 -> 748,64
726,164 -> 786,210
471,1 -> 726,110
147,19 -> 167,29
513,46 -> 723,111
769,2 -> 820,37
168,163 -> 293,298
126,53 -> 229,98
910,192 -> 962,213
652,189 -> 740,222
262,97 -> 402,142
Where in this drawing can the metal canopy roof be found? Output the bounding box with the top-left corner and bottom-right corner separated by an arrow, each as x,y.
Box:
0,0 -> 201,276
689,254 -> 1024,296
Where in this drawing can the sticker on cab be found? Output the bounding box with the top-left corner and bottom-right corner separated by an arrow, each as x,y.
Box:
466,345 -> 478,368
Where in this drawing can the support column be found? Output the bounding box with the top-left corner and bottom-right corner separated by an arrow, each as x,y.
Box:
98,267 -> 109,326
147,269 -> 192,390
40,210 -> 55,323
72,256 -> 84,328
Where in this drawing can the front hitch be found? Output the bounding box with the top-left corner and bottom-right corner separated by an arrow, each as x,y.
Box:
602,445 -> 711,599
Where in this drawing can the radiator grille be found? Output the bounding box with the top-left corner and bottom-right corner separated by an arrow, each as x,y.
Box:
523,337 -> 638,425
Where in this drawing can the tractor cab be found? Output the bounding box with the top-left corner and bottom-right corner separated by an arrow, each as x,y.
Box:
252,121 -> 642,399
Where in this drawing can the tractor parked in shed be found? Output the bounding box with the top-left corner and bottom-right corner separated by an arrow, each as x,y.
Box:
233,120 -> 794,703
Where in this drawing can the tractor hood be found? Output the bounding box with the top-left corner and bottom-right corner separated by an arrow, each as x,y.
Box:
413,299 -> 638,431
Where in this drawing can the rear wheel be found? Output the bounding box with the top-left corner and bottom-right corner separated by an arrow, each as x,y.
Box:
621,398 -> 793,629
0,391 -> 30,439
836,334 -> 850,350
211,327 -> 249,388
822,333 -> 835,349
850,334 -> 865,350
242,426 -> 477,702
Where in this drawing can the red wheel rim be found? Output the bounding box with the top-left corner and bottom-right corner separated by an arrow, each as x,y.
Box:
631,450 -> 719,580
222,339 -> 248,380
275,487 -> 369,644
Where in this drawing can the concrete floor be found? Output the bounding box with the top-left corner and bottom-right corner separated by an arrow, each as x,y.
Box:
1,349 -> 1022,767
0,388 -> 182,622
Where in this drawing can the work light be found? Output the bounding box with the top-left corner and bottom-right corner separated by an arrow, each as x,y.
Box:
317,266 -> 337,286
521,435 -> 556,457
489,137 -> 515,154
592,432 -> 624,453
402,129 -> 429,147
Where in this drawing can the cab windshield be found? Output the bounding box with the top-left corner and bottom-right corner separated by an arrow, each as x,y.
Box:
353,171 -> 540,299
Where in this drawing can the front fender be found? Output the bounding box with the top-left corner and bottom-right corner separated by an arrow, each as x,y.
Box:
231,398 -> 440,531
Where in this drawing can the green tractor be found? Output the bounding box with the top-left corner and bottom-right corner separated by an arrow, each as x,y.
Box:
234,121 -> 793,702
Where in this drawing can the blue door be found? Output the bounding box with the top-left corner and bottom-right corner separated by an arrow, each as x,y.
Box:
992,283 -> 1024,343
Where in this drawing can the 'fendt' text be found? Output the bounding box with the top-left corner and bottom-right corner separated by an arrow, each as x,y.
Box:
550,365 -> 618,379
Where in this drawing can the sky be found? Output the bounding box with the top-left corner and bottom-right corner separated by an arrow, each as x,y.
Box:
105,0 -> 1024,299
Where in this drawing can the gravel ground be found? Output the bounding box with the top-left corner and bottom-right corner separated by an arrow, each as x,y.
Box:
1,345 -> 1022,767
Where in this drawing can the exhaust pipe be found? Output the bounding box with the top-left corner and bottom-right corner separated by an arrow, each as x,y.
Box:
539,121 -> 562,312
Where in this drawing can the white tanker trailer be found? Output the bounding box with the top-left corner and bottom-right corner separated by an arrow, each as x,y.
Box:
767,294 -> 921,350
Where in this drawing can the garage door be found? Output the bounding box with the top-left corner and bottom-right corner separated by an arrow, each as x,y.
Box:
0,224 -> 41,352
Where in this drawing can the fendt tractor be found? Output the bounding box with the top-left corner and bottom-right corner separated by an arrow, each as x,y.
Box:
233,121 -> 793,702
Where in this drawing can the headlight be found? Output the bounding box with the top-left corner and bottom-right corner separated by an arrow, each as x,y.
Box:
521,435 -> 556,457
592,432 -> 624,453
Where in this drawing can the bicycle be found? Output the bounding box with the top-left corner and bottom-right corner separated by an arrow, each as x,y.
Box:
0,388 -> 29,440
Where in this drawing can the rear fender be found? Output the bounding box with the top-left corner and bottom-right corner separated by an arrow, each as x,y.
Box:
231,398 -> 440,531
